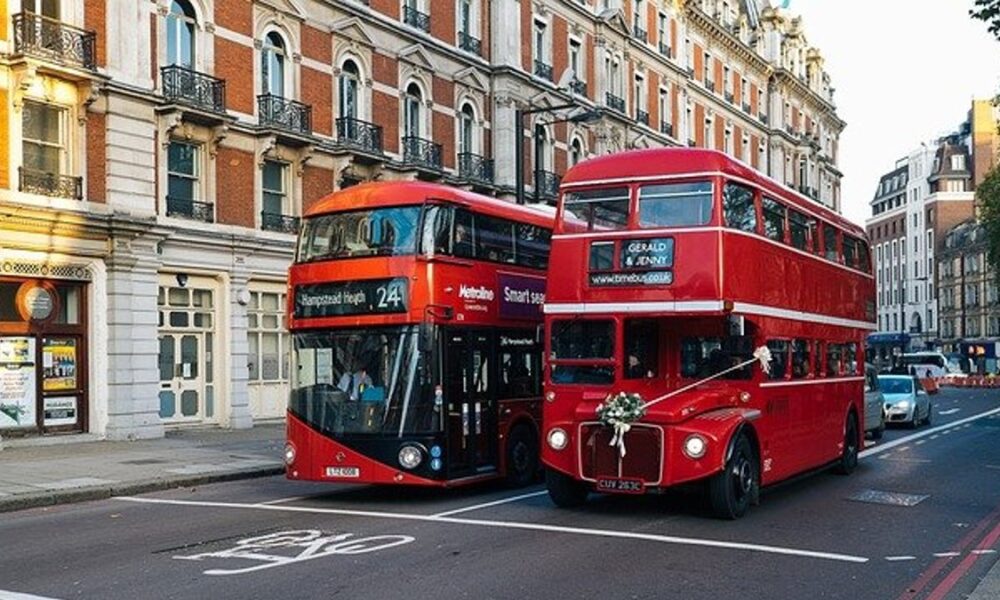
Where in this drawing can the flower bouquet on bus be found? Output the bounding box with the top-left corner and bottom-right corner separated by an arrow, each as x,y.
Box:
596,345 -> 773,456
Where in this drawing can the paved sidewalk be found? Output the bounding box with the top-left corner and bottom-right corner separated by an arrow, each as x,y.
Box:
970,556 -> 1000,600
0,423 -> 285,513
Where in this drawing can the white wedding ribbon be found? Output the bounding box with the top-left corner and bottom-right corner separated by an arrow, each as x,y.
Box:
608,421 -> 632,457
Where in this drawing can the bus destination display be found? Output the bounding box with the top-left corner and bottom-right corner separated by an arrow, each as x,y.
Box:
295,278 -> 409,318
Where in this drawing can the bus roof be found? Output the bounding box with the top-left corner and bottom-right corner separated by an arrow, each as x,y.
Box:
304,181 -> 555,228
560,148 -> 862,237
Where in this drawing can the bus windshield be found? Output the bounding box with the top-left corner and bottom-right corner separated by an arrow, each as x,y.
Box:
297,206 -> 421,261
290,326 -> 438,435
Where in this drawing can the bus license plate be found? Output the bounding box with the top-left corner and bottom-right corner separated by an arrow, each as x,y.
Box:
596,478 -> 645,494
325,466 -> 360,478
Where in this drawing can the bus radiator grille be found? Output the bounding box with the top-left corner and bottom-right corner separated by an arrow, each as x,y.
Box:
580,423 -> 662,484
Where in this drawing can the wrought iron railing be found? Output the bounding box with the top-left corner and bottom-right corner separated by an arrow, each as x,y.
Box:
534,60 -> 553,81
688,139 -> 697,147
261,211 -> 300,234
458,30 -> 481,55
706,79 -> 716,93
658,41 -> 671,56
785,123 -> 796,136
635,109 -> 649,126
18,167 -> 82,200
632,25 -> 648,43
12,12 -> 97,71
258,94 -> 311,135
458,152 -> 494,185
337,117 -> 384,154
660,121 -> 674,137
402,136 -> 443,171
403,6 -> 430,32
605,92 -> 625,113
742,102 -> 752,114
166,196 -> 214,222
161,65 -> 226,114
725,91 -> 734,103
534,170 -> 560,200
759,112 -> 768,125
569,79 -> 587,95
799,186 -> 818,200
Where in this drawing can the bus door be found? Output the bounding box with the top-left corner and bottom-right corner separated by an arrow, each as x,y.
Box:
444,329 -> 498,477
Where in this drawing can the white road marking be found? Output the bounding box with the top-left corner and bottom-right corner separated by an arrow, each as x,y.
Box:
430,490 -> 548,518
880,457 -> 931,464
113,496 -> 869,564
0,591 -> 64,600
897,446 -> 911,453
256,495 -> 312,506
860,406 -> 1000,459
933,552 -> 961,557
971,549 -> 998,555
885,556 -> 916,562
930,435 -> 940,440
986,465 -> 1000,471
939,409 -> 960,416
915,440 -> 926,446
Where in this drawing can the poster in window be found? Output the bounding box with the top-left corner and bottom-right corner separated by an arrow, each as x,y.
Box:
43,396 -> 78,427
0,336 -> 37,429
43,338 -> 77,392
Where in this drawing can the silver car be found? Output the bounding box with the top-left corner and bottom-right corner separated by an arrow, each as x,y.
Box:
864,364 -> 886,439
878,375 -> 933,428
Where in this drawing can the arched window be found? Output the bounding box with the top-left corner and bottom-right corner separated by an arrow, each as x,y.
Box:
339,60 -> 360,120
261,32 -> 286,97
166,0 -> 196,68
458,104 -> 475,155
570,138 -> 583,166
404,83 -> 423,139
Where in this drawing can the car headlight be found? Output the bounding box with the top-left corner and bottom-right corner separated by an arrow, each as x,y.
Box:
682,434 -> 708,459
283,442 -> 296,466
547,428 -> 568,450
398,445 -> 423,470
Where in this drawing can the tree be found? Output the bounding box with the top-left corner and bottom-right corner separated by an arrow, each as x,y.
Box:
978,164 -> 1000,287
971,0 -> 1000,40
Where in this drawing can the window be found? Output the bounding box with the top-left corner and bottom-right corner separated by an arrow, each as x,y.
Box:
550,320 -> 614,359
499,331 -> 539,399
22,101 -> 65,176
766,340 -> 789,379
458,103 -> 475,155
951,154 -> 966,171
569,39 -> 583,81
458,0 -> 473,37
659,86 -> 671,128
167,141 -> 200,203
825,343 -> 843,376
657,13 -> 669,52
23,0 -> 59,18
788,209 -> 813,252
404,83 -> 423,138
570,138 -> 583,166
761,197 -> 786,242
563,187 -> 630,231
247,290 -> 288,382
624,319 -> 659,379
680,337 -> 752,380
843,235 -> 867,271
297,206 -> 421,261
533,20 -> 547,66
722,182 -> 756,233
475,215 -> 515,263
638,181 -> 713,228
261,32 -> 286,96
703,52 -> 712,85
261,160 -> 287,218
166,0 -> 196,67
822,224 -> 839,262
338,60 -> 360,120
791,339 -> 810,378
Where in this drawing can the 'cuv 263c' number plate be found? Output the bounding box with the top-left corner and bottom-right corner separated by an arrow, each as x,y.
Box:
596,478 -> 645,494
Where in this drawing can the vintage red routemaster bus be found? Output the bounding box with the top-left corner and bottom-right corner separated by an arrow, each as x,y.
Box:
541,148 -> 876,518
285,181 -> 554,487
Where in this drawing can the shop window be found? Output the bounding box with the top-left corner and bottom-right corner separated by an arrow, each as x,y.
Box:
247,290 -> 288,383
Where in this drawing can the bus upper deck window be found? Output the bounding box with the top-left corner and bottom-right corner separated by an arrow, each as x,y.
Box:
722,182 -> 756,233
562,188 -> 629,231
639,181 -> 713,228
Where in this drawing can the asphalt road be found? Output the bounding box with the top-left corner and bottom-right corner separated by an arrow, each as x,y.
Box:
2,387 -> 998,600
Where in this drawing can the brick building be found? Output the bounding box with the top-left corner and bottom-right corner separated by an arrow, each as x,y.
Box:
0,0 -> 844,440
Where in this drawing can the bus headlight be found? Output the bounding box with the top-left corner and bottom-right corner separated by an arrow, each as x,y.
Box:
547,428 -> 568,451
682,434 -> 707,459
545,391 -> 556,403
398,445 -> 423,470
283,442 -> 296,466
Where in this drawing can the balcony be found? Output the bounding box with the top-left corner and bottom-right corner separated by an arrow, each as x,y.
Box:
161,65 -> 226,115
336,117 -> 384,158
660,121 -> 674,137
705,79 -> 716,93
569,79 -> 587,96
402,136 -> 443,173
785,123 -> 797,136
725,91 -> 734,104
798,185 -> 818,200
605,92 -> 625,113
742,102 -> 752,114
258,94 -> 312,136
633,25 -> 648,44
12,12 -> 96,72
534,60 -> 553,81
18,167 -> 82,200
458,30 -> 481,56
166,196 -> 214,222
658,41 -> 671,57
635,109 -> 649,126
534,170 -> 560,202
458,152 -> 494,187
261,211 -> 300,235
688,139 -> 697,147
403,6 -> 430,32
759,112 -> 768,126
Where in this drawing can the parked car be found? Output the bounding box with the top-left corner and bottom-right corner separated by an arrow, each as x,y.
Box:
878,374 -> 933,428
864,364 -> 886,440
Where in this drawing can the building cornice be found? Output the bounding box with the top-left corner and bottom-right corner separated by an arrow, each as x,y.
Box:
685,6 -> 772,79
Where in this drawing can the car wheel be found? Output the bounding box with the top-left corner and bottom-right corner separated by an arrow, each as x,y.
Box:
870,423 -> 885,441
708,432 -> 758,520
545,468 -> 589,508
910,407 -> 921,429
505,425 -> 539,488
834,413 -> 859,475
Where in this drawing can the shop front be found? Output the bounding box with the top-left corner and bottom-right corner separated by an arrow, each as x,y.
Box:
0,277 -> 88,435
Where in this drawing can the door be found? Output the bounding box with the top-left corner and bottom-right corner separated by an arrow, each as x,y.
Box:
444,329 -> 497,478
158,333 -> 205,421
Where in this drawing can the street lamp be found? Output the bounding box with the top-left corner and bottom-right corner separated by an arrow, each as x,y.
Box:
514,104 -> 601,205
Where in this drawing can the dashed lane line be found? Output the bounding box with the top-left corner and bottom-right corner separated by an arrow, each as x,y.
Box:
113,496 -> 870,564
860,406 -> 1000,459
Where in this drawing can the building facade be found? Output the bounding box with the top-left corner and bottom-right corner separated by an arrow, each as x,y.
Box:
0,0 -> 844,440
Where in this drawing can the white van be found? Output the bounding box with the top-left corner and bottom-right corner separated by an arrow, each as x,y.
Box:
899,352 -> 951,379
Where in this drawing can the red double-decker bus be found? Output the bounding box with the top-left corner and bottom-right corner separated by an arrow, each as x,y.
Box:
285,181 -> 553,487
541,149 -> 876,518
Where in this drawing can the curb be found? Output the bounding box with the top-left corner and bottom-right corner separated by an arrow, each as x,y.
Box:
0,464 -> 285,514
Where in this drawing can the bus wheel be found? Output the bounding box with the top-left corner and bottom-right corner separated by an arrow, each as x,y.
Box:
834,413 -> 859,475
708,433 -> 758,520
505,425 -> 539,488
545,469 -> 589,507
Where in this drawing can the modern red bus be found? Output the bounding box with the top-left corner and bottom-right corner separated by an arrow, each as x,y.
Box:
541,148 -> 876,518
285,181 -> 554,487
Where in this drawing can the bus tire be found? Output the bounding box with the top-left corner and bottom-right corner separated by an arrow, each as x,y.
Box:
834,412 -> 859,475
708,432 -> 758,520
505,425 -> 539,488
545,468 -> 589,507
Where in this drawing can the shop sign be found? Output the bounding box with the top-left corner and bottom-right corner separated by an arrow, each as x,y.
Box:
43,396 -> 78,427
0,337 -> 37,429
16,282 -> 57,321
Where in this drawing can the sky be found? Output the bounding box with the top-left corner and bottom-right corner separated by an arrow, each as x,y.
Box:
782,0 -> 1000,226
